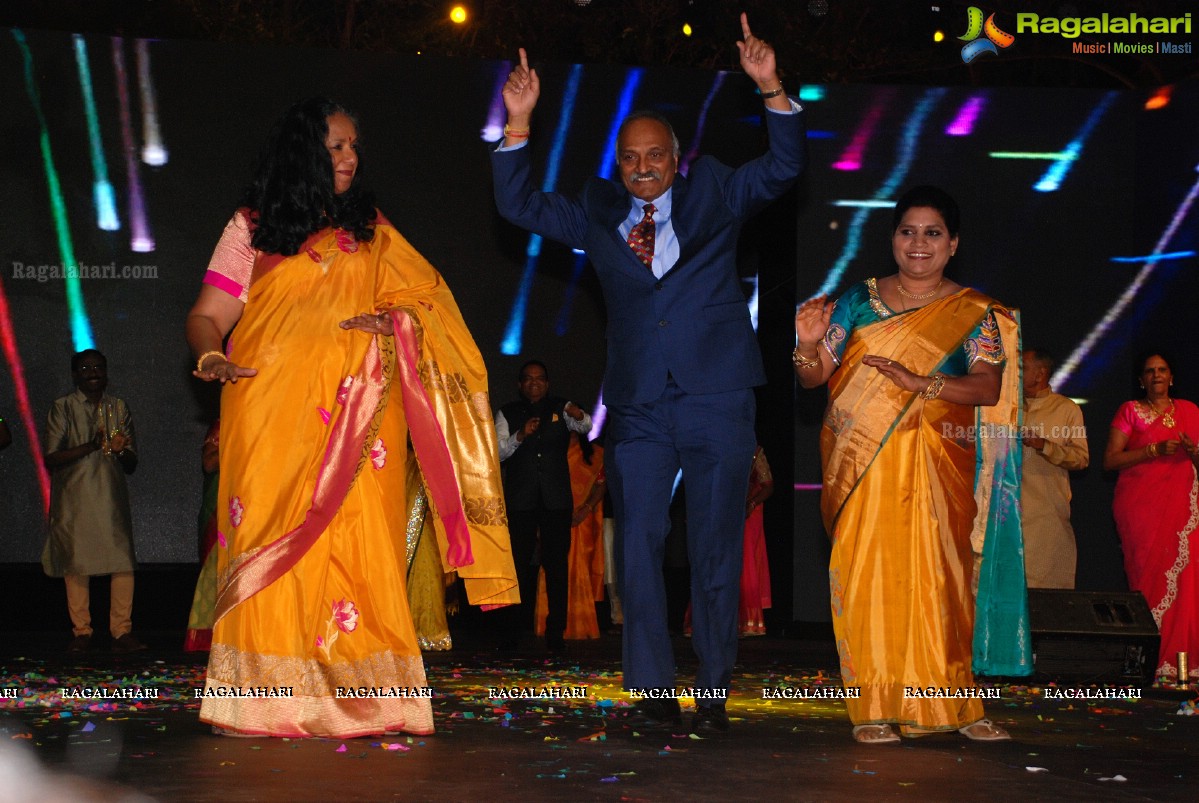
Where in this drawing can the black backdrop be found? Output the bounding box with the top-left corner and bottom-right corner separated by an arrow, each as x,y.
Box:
0,29 -> 1195,624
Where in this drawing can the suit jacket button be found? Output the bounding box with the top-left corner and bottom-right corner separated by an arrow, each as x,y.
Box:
655,281 -> 663,290
658,320 -> 667,327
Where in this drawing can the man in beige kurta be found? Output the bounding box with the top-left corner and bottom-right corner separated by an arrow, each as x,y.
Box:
43,350 -> 144,653
1020,349 -> 1089,588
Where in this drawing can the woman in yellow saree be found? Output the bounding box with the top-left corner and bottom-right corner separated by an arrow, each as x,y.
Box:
186,98 -> 517,738
794,186 -> 1029,744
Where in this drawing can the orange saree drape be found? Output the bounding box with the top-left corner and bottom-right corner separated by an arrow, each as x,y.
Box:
822,290 -> 1024,731
536,439 -> 605,639
200,223 -> 516,738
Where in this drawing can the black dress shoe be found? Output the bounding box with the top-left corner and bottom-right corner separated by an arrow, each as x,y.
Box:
546,633 -> 566,654
691,703 -> 730,734
625,697 -> 682,731
66,635 -> 92,653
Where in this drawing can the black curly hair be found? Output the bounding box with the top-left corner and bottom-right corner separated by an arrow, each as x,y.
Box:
240,97 -> 376,256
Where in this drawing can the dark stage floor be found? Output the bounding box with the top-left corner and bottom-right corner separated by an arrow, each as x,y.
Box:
0,631 -> 1196,802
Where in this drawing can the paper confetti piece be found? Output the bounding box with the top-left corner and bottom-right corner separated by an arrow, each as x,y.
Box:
1098,775 -> 1127,782
335,744 -> 347,753
1025,767 -> 1049,773
81,722 -> 95,733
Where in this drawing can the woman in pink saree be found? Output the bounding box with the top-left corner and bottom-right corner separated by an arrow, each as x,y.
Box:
1105,352 -> 1199,681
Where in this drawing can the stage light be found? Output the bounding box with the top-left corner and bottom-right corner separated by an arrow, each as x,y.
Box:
934,30 -> 945,42
682,23 -> 693,37
450,5 -> 467,24
1145,86 -> 1172,110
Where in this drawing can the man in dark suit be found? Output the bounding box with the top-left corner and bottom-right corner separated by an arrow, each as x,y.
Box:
494,360 -> 592,652
491,14 -> 804,733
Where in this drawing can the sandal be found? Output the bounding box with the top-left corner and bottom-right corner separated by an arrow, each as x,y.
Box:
852,724 -> 900,744
958,719 -> 1010,741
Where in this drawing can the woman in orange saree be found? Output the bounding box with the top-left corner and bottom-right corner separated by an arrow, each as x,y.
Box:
795,186 -> 1029,744
536,434 -> 605,640
186,99 -> 516,738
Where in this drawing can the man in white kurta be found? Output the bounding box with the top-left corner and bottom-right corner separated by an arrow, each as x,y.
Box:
1020,349 -> 1089,588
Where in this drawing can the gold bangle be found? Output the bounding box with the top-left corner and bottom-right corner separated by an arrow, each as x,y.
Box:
196,350 -> 225,373
503,124 -> 530,138
920,372 -> 947,400
1146,442 -> 1158,458
792,346 -> 820,370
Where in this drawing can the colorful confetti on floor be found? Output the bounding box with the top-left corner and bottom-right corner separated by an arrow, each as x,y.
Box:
0,636 -> 1196,801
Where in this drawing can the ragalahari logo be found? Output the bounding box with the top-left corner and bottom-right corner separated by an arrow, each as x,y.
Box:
959,7 -> 1015,63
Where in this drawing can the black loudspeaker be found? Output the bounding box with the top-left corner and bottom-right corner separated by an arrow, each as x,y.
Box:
1028,589 -> 1160,688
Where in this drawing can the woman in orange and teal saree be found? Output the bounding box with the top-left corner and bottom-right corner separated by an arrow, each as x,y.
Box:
794,186 -> 1029,745
186,98 -> 517,738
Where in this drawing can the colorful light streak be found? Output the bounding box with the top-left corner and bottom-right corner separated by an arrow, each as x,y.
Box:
480,61 -> 510,142
812,88 -> 947,299
830,200 -> 897,208
1109,250 -> 1194,263
135,39 -> 168,165
1034,92 -> 1118,193
831,91 -> 892,172
112,37 -> 155,252
13,29 -> 95,351
0,281 -> 52,513
679,72 -> 726,174
1144,85 -> 1172,111
989,151 -> 1072,159
945,94 -> 985,136
555,68 -> 643,338
73,35 -> 120,231
798,85 -> 824,103
1052,164 -> 1199,390
500,63 -> 584,355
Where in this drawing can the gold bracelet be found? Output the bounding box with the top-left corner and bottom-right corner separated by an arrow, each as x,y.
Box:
1146,442 -> 1158,458
792,346 -> 820,369
196,350 -> 226,373
503,124 -> 530,138
760,85 -> 785,99
920,372 -> 947,400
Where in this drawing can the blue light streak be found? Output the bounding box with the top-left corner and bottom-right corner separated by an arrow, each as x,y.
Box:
501,64 -> 584,355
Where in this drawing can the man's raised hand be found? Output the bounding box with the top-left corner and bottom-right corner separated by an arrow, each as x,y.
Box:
502,48 -> 540,128
735,13 -> 780,89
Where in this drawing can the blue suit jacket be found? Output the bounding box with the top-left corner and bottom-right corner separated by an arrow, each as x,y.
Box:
492,110 -> 805,406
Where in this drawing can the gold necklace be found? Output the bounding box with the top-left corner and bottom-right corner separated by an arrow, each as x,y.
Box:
1143,398 -> 1176,429
896,278 -> 943,300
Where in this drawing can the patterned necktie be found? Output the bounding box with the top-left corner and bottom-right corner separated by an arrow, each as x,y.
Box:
626,203 -> 656,270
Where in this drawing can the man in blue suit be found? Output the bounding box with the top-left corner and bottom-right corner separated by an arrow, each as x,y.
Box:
491,13 -> 804,734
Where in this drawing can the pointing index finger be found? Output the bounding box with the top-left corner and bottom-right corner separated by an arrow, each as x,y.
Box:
740,12 -> 753,41
518,47 -> 529,71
